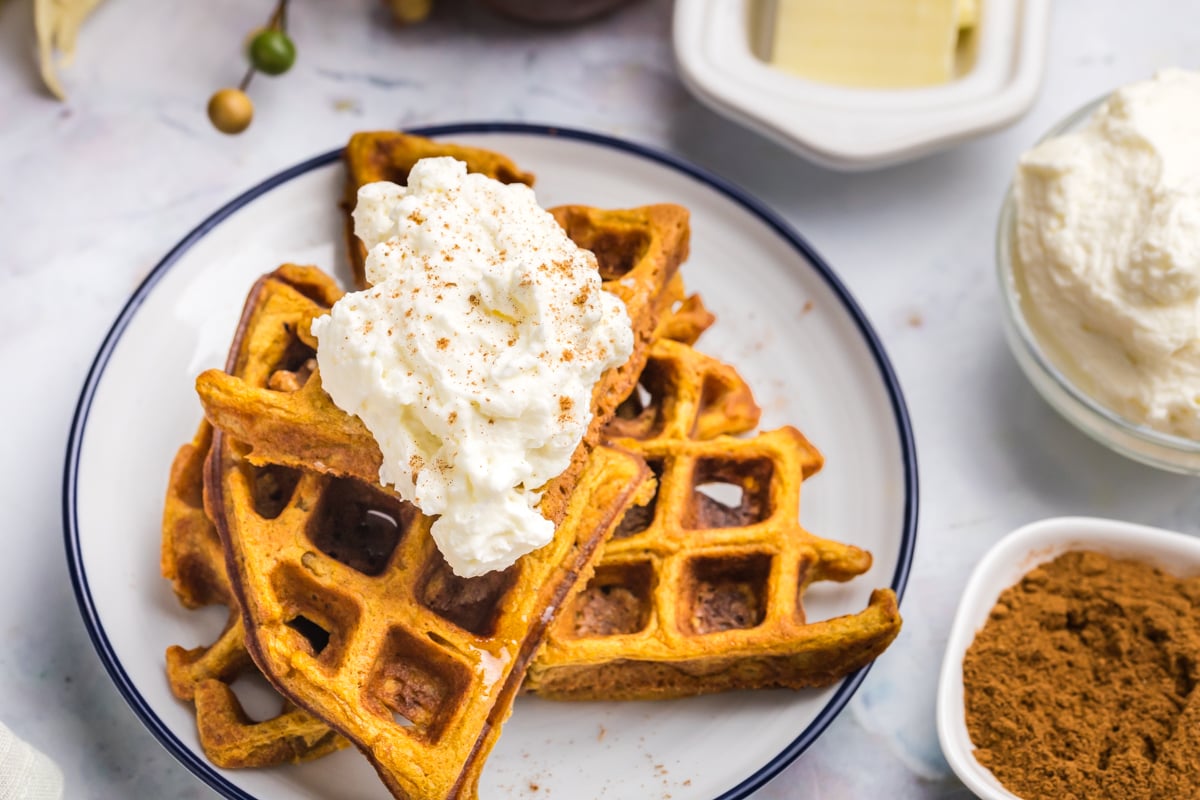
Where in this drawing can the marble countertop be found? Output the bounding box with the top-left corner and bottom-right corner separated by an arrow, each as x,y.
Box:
2,0 -> 1198,797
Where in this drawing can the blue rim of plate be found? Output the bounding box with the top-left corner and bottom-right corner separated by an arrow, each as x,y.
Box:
63,122 -> 918,800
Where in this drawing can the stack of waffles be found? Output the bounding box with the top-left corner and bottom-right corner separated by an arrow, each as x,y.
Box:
160,133 -> 902,799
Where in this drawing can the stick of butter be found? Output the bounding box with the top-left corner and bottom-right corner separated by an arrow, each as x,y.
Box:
770,0 -> 977,89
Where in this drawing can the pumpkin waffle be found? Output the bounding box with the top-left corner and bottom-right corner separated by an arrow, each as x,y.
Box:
201,202 -> 684,798
343,132 -> 535,288
526,425 -> 902,700
207,427 -> 647,799
525,339 -> 903,701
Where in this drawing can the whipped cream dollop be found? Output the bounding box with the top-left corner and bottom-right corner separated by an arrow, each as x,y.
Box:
1014,68 -> 1200,439
310,157 -> 633,577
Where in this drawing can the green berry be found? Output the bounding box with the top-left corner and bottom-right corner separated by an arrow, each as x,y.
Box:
248,29 -> 296,76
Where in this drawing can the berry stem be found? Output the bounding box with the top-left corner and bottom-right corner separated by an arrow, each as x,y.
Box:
270,0 -> 290,32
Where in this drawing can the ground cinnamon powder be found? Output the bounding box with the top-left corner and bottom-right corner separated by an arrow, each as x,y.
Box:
962,549 -> 1200,799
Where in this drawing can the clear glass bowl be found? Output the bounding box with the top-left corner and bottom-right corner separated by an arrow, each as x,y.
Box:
996,97 -> 1200,474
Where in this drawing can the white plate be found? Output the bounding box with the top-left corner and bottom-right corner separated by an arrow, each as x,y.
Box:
936,516 -> 1200,800
64,124 -> 917,800
674,0 -> 1050,170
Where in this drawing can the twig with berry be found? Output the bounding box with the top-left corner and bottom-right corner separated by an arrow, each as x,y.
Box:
207,0 -> 298,134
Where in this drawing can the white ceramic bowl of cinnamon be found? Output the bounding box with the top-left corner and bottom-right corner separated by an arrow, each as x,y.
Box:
936,516 -> 1200,800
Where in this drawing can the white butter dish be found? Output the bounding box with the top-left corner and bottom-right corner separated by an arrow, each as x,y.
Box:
673,0 -> 1050,170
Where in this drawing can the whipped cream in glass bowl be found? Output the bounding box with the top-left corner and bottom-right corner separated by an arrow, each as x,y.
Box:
997,69 -> 1200,473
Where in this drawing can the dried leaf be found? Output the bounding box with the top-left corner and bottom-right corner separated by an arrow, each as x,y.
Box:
34,0 -> 105,100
